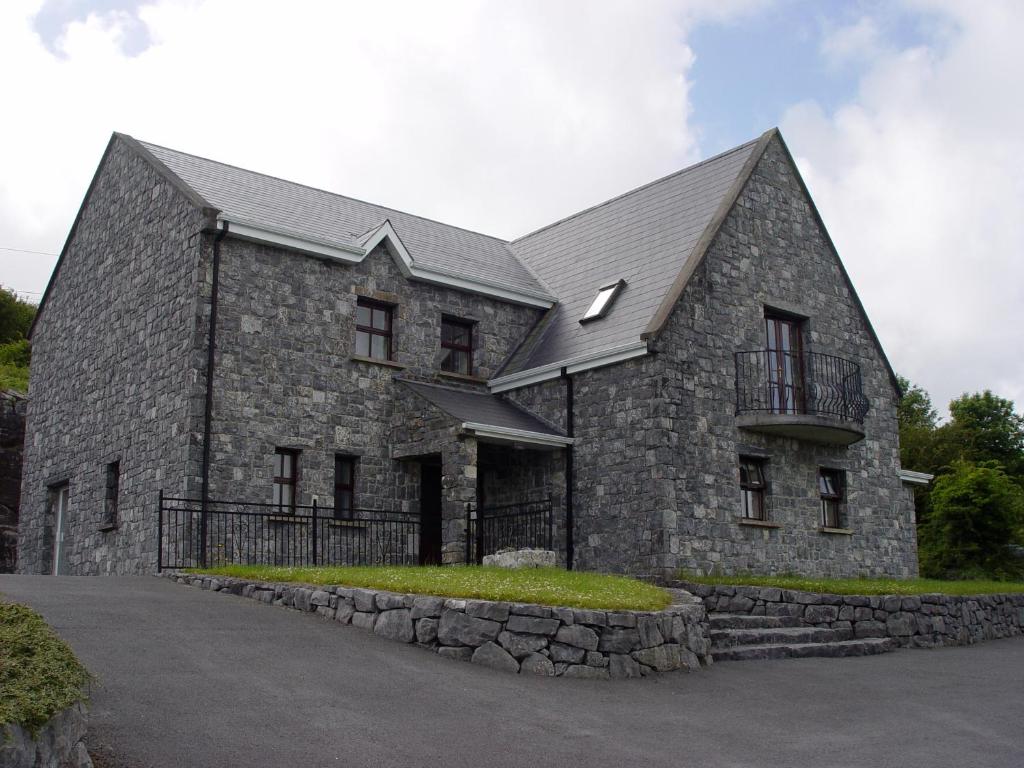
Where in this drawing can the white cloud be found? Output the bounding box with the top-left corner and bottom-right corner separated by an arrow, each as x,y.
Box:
0,0 -> 758,302
782,0 -> 1024,415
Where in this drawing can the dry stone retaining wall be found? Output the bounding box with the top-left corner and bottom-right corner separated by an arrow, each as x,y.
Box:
0,702 -> 92,768
164,572 -> 711,679
680,581 -> 1024,648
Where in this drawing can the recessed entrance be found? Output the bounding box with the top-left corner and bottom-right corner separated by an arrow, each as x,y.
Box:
419,462 -> 443,565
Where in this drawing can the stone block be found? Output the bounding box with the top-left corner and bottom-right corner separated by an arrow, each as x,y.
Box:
506,615 -> 560,635
411,596 -> 445,619
549,642 -> 586,664
310,590 -> 332,607
471,641 -> 520,673
352,589 -> 377,613
598,628 -> 640,654
498,631 -> 548,659
437,646 -> 474,662
520,652 -> 555,676
376,592 -> 412,610
561,664 -> 609,680
437,610 -> 501,646
482,548 -> 557,569
374,609 -> 415,643
465,600 -> 511,622
554,624 -> 600,651
609,653 -> 643,679
416,617 -> 439,644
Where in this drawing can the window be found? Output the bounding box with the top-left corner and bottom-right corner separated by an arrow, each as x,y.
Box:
355,298 -> 393,361
334,455 -> 356,519
581,280 -> 625,323
440,316 -> 473,375
765,312 -> 805,414
273,449 -> 299,513
739,457 -> 768,521
819,468 -> 844,528
100,461 -> 119,531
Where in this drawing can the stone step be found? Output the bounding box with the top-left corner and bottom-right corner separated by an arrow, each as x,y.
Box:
708,613 -> 803,630
712,637 -> 898,663
710,625 -> 843,649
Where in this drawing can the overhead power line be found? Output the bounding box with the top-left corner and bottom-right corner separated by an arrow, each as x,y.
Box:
0,246 -> 59,257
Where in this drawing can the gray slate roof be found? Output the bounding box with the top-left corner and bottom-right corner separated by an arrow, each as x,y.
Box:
139,141 -> 550,299
133,133 -> 766,376
503,138 -> 761,372
401,381 -> 564,437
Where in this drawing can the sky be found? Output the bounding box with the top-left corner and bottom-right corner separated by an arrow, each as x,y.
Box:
1,0 -> 1021,416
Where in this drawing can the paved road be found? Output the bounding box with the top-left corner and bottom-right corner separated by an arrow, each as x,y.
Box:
2,576 -> 1022,768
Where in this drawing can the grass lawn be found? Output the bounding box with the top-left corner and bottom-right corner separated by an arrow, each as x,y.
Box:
680,572 -> 1024,596
0,601 -> 91,735
189,565 -> 672,611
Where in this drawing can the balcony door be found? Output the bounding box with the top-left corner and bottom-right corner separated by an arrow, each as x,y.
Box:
765,315 -> 805,414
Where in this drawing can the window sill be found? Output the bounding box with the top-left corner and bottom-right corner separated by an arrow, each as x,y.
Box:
350,355 -> 406,370
819,526 -> 853,535
97,524 -> 118,533
326,519 -> 369,529
737,518 -> 781,529
267,515 -> 309,524
438,370 -> 487,384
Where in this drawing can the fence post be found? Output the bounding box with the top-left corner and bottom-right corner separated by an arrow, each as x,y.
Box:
475,502 -> 484,566
157,488 -> 164,572
312,498 -> 318,567
547,494 -> 554,552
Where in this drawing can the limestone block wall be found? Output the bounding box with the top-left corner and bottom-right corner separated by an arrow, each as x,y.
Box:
167,571 -> 712,680
0,702 -> 92,768
18,137 -> 207,574
650,136 -> 917,578
684,582 -> 1024,648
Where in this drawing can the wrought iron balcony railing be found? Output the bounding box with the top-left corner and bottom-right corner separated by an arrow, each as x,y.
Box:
734,349 -> 870,424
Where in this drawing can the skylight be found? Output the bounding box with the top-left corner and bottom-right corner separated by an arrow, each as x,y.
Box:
580,280 -> 625,323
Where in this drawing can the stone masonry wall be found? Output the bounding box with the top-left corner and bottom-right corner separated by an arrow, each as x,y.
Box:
683,582 -> 1024,649
650,135 -> 916,578
166,570 -> 712,680
0,701 -> 92,768
18,137 -> 206,574
199,237 -> 542,535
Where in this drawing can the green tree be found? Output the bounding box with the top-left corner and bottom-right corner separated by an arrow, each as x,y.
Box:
897,375 -> 938,431
0,286 -> 36,344
0,287 -> 36,392
946,391 -> 1024,479
919,460 -> 1024,579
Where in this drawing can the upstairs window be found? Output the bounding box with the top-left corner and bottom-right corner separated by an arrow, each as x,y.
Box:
100,461 -> 119,531
580,280 -> 625,323
739,456 -> 768,521
440,316 -> 473,375
334,455 -> 356,519
819,468 -> 845,528
355,298 -> 393,361
273,448 -> 299,514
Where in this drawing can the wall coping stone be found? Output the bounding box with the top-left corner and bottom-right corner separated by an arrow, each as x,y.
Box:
161,571 -> 711,680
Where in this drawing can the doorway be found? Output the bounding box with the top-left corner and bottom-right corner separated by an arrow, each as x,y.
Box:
419,462 -> 443,565
52,484 -> 70,575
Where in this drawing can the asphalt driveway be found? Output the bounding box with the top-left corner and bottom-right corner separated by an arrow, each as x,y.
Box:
2,575 -> 1022,768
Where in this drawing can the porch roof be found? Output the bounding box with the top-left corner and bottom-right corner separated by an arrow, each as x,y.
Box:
400,381 -> 571,449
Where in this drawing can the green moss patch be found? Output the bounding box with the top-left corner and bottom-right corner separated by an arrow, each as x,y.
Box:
0,601 -> 91,736
190,565 -> 672,611
681,572 -> 1024,596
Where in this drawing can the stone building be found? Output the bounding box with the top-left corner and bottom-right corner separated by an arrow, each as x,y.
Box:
18,128 -> 924,577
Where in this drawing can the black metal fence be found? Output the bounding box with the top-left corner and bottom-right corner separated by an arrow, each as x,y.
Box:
158,493 -> 421,570
466,499 -> 554,565
734,349 -> 870,423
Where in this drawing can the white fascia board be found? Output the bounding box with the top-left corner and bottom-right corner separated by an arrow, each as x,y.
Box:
407,265 -> 555,308
461,422 -> 574,448
898,469 -> 935,485
220,218 -> 366,263
488,340 -> 650,394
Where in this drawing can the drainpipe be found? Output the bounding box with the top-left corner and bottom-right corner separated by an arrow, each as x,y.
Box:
560,367 -> 574,571
199,220 -> 229,567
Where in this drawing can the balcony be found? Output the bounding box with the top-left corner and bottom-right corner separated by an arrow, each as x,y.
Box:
734,349 -> 869,446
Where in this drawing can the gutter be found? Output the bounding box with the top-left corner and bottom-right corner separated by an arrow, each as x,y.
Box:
199,220 -> 229,566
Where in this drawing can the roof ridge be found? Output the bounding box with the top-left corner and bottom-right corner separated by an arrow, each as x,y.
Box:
510,136 -> 763,245
135,138 -> 515,247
